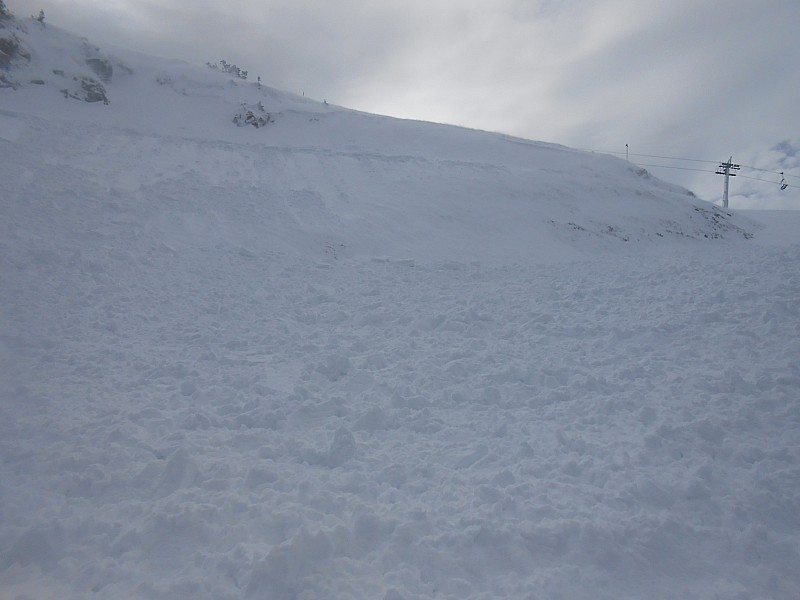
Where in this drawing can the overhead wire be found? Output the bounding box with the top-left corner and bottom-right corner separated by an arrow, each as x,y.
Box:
633,163 -> 716,174
737,173 -> 798,189
630,162 -> 798,189
583,149 -> 718,164
627,152 -> 718,165
582,147 -> 799,190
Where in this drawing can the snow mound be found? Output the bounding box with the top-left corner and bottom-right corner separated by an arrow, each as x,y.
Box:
233,101 -> 273,128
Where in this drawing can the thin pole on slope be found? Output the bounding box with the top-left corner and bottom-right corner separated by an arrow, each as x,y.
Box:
715,156 -> 740,208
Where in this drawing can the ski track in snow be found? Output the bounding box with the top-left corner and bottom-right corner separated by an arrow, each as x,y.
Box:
1,21 -> 800,599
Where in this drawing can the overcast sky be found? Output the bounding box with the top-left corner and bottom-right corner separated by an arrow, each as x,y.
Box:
10,0 -> 800,208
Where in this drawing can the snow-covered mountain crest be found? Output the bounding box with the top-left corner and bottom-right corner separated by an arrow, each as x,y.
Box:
0,13 -> 124,102
1,14 -> 753,264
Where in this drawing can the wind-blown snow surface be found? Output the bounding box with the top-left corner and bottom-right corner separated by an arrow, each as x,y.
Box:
2,18 -> 800,600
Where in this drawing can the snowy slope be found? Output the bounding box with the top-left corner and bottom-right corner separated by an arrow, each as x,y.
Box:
1,15 -> 753,266
2,15 -> 799,600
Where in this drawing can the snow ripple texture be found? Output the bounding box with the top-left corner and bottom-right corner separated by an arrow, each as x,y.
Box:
2,236 -> 799,599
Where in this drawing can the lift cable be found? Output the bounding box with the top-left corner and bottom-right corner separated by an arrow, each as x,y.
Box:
737,172 -> 798,189
631,162 -> 797,189
633,163 -> 716,174
585,149 -> 719,164
585,147 -> 799,181
739,165 -> 800,180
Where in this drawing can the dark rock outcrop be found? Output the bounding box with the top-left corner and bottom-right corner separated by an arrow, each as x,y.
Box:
61,76 -> 108,104
85,57 -> 112,82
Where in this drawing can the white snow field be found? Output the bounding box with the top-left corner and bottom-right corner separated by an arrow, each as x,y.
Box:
2,16 -> 799,600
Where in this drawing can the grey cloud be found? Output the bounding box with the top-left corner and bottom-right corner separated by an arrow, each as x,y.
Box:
773,142 -> 798,159
13,0 -> 418,98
